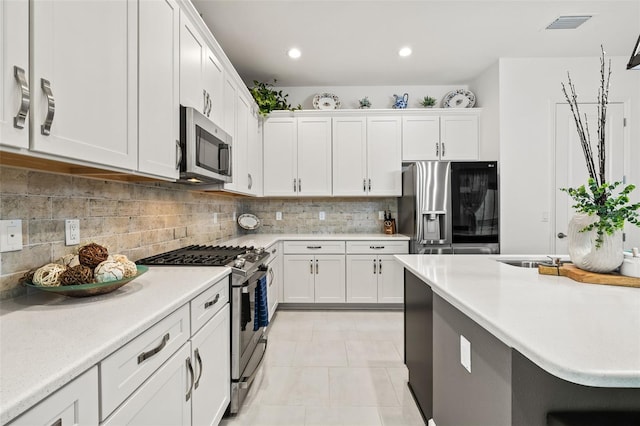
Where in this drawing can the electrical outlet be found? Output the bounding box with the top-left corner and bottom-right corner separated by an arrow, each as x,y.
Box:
276,212 -> 282,220
232,211 -> 237,221
214,213 -> 218,223
319,211 -> 326,220
0,219 -> 23,252
541,211 -> 549,222
460,335 -> 471,373
65,219 -> 80,246
379,211 -> 385,220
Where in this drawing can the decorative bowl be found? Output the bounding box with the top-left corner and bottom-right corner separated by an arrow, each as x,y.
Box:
24,265 -> 149,297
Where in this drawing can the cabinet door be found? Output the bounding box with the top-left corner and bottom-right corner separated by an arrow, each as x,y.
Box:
0,0 -> 29,149
191,304 -> 230,426
227,93 -> 248,192
283,255 -> 314,303
267,253 -> 281,321
366,116 -> 402,196
440,115 -> 479,160
138,0 -> 179,179
402,115 -> 440,161
314,254 -> 346,303
102,344 -> 191,426
179,13 -> 206,114
222,75 -> 236,137
297,116 -> 332,196
346,255 -> 377,303
204,47 -> 224,125
31,0 -> 137,169
332,117 -> 367,196
263,117 -> 297,196
377,255 -> 404,303
10,367 -> 98,426
247,109 -> 262,196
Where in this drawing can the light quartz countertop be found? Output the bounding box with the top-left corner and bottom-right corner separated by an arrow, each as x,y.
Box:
0,267 -> 230,425
395,254 -> 640,388
224,233 -> 410,248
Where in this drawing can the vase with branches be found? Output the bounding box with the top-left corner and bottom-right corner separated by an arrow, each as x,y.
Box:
560,46 -> 640,271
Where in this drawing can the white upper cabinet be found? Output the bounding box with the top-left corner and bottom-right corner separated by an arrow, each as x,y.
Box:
222,75 -> 236,136
203,49 -> 224,125
138,0 -> 180,179
402,113 -> 479,161
247,109 -> 262,196
263,116 -> 332,197
333,116 -> 401,196
30,0 -> 137,169
0,0 -> 29,150
228,92 -> 249,192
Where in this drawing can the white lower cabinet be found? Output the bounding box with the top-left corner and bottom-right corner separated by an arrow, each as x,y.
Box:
283,255 -> 346,303
266,242 -> 282,320
9,367 -> 98,426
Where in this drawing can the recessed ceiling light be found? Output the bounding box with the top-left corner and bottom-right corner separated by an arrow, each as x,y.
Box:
398,47 -> 412,57
288,48 -> 301,59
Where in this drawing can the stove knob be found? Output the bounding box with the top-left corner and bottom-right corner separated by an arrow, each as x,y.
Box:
255,247 -> 265,255
234,258 -> 246,268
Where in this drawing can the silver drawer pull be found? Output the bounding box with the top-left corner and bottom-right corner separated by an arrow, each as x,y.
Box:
204,293 -> 220,309
306,246 -> 322,249
370,246 -> 385,249
13,66 -> 29,129
137,333 -> 170,364
40,78 -> 55,135
186,357 -> 195,401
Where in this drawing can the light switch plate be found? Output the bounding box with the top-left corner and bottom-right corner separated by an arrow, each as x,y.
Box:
460,335 -> 471,373
65,219 -> 80,246
319,211 -> 326,220
213,213 -> 218,223
0,219 -> 23,252
378,211 -> 385,220
276,212 -> 282,220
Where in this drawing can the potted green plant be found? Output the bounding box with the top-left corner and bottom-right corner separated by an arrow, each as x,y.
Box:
248,80 -> 301,116
560,47 -> 640,272
419,96 -> 437,108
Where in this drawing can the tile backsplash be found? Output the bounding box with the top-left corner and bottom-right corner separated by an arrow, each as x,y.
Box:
0,165 -> 399,298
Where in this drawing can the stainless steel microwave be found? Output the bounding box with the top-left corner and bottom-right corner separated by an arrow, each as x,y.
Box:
178,105 -> 232,184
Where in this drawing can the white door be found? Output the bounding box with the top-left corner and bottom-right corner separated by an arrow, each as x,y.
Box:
191,305 -> 230,426
332,117 -> 367,196
179,13 -> 206,114
203,48 -> 224,125
377,255 -> 404,303
138,0 -> 179,179
346,255 -> 377,303
297,117 -> 332,196
367,116 -> 402,196
102,344 -> 191,426
314,255 -> 346,303
554,103 -> 625,254
402,115 -> 440,161
440,115 -> 479,160
31,1 -> 137,169
263,117 -> 297,196
283,255 -> 315,303
0,0 -> 29,149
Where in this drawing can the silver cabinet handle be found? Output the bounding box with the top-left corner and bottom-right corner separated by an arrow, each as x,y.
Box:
40,78 -> 55,136
306,246 -> 322,249
138,333 -> 170,364
436,142 -> 439,157
248,173 -> 253,190
268,268 -> 274,285
363,178 -> 367,192
369,246 -> 385,249
207,93 -> 212,117
203,89 -> 207,114
194,348 -> 203,389
293,178 -> 297,192
13,66 -> 29,129
186,357 -> 195,401
310,259 -> 313,274
379,259 -> 382,274
315,259 -> 319,274
204,293 -> 220,309
442,142 -> 446,157
557,232 -> 567,239
368,178 -> 372,191
175,140 -> 182,170
298,178 -> 301,192
373,259 -> 377,274
271,248 -> 277,254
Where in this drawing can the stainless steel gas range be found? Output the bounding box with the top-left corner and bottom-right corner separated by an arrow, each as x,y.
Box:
136,244 -> 270,414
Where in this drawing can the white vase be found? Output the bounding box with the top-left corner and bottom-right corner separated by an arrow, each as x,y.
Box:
568,213 -> 623,273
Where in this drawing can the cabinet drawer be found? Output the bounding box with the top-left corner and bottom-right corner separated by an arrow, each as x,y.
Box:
100,304 -> 190,421
190,275 -> 229,335
346,240 -> 409,254
284,240 -> 345,254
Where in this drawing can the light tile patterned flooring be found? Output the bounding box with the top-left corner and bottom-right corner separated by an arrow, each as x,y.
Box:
220,309 -> 426,426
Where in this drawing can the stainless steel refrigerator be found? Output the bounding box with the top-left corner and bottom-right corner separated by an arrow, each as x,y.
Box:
398,161 -> 499,254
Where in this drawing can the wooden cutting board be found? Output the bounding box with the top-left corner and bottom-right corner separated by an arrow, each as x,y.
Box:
538,263 -> 640,288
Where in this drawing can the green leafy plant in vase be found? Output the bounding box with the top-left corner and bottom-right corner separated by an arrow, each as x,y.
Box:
248,80 -> 301,117
419,96 -> 437,108
560,46 -> 640,272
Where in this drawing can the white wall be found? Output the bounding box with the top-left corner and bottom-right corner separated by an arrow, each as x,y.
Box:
274,85 -> 468,110
469,62 -> 500,161
497,56 -> 640,254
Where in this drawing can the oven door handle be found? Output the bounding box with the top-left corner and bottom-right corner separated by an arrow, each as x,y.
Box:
238,337 -> 268,389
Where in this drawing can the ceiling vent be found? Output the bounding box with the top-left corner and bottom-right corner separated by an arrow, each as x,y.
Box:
546,15 -> 592,30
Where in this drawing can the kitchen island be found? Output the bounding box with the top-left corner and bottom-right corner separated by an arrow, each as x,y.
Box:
395,254 -> 640,426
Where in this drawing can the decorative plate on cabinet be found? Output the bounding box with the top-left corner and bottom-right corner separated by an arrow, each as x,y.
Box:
313,93 -> 341,110
442,89 -> 476,108
237,213 -> 261,230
